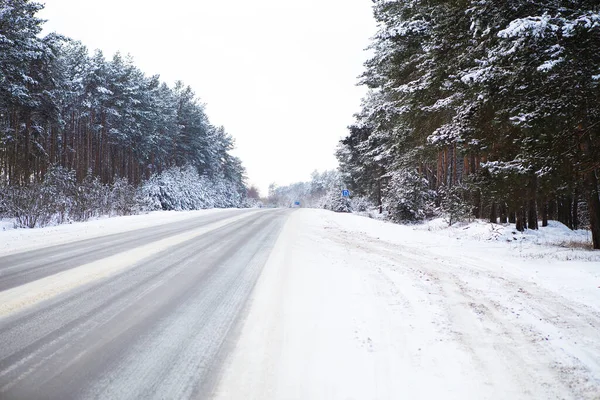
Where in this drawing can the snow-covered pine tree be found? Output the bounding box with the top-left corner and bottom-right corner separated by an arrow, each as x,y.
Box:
337,0 -> 600,247
0,1 -> 252,226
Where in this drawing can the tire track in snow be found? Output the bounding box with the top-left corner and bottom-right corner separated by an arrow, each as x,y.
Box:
327,222 -> 600,399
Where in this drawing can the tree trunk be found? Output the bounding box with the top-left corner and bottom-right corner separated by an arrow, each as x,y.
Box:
515,206 -> 525,232
527,175 -> 538,230
473,190 -> 481,219
548,198 -> 556,221
499,203 -> 508,223
378,179 -> 383,214
585,170 -> 600,249
489,202 -> 497,224
567,196 -> 573,229
49,124 -> 55,165
25,116 -> 31,182
572,187 -> 579,230
558,196 -> 572,228
542,200 -> 549,227
13,111 -> 19,184
129,146 -> 134,183
443,146 -> 449,187
528,198 -> 538,230
86,116 -> 91,175
96,129 -> 101,177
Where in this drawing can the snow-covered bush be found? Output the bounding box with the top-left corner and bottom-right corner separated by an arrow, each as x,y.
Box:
3,166 -> 79,227
439,184 -> 473,226
211,177 -> 245,208
245,198 -> 264,208
350,196 -> 374,213
140,166 -> 208,211
138,165 -> 246,211
38,166 -> 77,225
384,169 -> 435,223
323,189 -> 352,213
3,166 -> 160,227
73,172 -> 108,221
3,184 -> 46,228
109,177 -> 137,216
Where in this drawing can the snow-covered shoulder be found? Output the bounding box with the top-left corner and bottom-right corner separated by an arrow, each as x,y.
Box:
215,209 -> 600,400
415,218 -> 597,261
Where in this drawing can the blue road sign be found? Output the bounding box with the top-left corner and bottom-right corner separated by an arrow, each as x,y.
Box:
342,189 -> 350,197
294,201 -> 300,206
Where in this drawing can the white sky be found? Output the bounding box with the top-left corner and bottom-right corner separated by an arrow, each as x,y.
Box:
39,0 -> 376,196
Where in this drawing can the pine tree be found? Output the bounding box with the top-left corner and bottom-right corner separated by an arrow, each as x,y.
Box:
337,0 -> 600,248
0,1 -> 252,225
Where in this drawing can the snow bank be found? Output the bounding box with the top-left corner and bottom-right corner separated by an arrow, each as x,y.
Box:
416,218 -> 597,261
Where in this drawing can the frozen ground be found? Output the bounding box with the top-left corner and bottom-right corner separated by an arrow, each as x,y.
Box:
214,209 -> 600,400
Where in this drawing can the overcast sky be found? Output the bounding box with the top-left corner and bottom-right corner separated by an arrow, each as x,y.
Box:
39,0 -> 376,195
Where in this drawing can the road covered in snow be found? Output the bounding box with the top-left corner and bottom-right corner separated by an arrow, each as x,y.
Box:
0,208 -> 599,399
214,209 -> 600,400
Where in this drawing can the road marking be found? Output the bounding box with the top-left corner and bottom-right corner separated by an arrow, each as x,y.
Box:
0,211 -> 264,318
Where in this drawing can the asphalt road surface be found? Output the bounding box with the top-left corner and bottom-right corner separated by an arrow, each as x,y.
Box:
0,209 -> 290,400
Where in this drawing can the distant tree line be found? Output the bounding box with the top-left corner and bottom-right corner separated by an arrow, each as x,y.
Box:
0,0 -> 248,226
337,0 -> 600,248
268,170 -> 340,208
268,170 -> 361,213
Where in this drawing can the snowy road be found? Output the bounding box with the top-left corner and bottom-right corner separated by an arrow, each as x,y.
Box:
0,208 -> 253,291
1,208 -> 599,400
0,209 -> 289,400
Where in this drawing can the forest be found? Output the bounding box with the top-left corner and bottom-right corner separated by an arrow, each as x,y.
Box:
336,0 -> 600,248
2,0 -> 599,251
0,0 -> 248,227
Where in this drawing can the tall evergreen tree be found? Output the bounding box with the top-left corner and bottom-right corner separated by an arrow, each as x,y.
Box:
1,0 -> 251,225
338,0 -> 600,248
